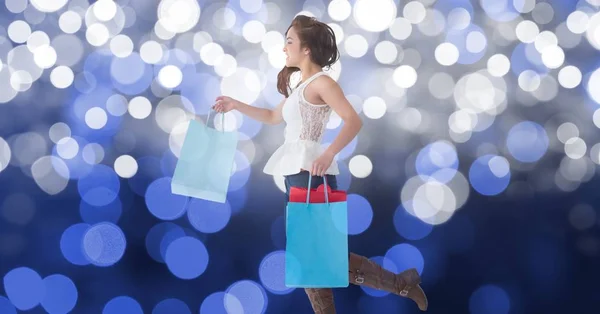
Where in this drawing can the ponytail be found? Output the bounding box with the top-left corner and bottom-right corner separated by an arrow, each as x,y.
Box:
277,66 -> 300,98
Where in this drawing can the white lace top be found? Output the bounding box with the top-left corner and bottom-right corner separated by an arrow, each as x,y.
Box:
263,71 -> 340,176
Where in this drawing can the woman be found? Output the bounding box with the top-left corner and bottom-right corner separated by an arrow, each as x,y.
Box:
213,15 -> 428,313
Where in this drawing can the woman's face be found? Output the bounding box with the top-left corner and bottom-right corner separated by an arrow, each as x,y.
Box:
283,26 -> 307,67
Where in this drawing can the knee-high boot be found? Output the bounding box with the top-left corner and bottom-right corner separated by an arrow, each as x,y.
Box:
348,253 -> 428,311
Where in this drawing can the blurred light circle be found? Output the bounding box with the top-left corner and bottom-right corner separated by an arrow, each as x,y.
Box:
374,41 -> 398,64
480,0 -> 519,22
506,121 -> 549,163
404,1 -> 427,24
259,251 -> 294,295
93,0 -> 117,22
241,0 -> 263,13
165,236 -> 209,279
128,96 -> 152,119
541,45 -> 564,69
447,8 -> 471,30
33,45 -> 57,69
362,96 -> 387,119
389,17 -> 412,40
225,280 -> 268,314
158,65 -> 183,88
152,298 -> 191,314
586,68 -> 600,104
41,274 -> 78,314
31,156 -> 69,195
429,72 -> 455,99
56,137 -> 79,159
59,11 -> 82,34
3,267 -> 44,311
6,0 -> 27,14
558,65 -> 582,89
468,154 -> 511,196
344,34 -> 368,58
353,0 -> 397,32
200,292 -> 240,314
158,0 -> 201,34
140,41 -> 164,64
110,52 -> 147,85
145,222 -> 182,263
10,70 -> 33,92
85,107 -> 108,130
435,42 -> 459,66
60,223 -> 91,266
567,11 -> 590,34
82,222 -> 127,267
8,20 -> 31,43
110,34 -> 134,58
50,66 -> 74,89
469,285 -> 510,314
393,65 -> 417,88
384,243 -> 424,274
27,31 -> 50,52
487,54 -> 510,77
415,140 -> 459,183
82,143 -> 105,165
77,164 -> 120,206
242,20 -> 266,44
30,0 -> 67,12
114,155 -> 138,178
49,123 -> 71,144
518,70 -> 540,92
145,177 -> 188,220
393,205 -> 433,240
565,137 -> 587,159
348,155 -> 372,178
86,23 -> 110,46
347,194 -> 373,235
103,296 -> 143,314
328,0 -> 351,21
187,199 -> 232,233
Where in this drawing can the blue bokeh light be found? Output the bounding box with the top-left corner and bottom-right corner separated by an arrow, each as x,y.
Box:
469,285 -> 511,314
152,298 -> 191,314
103,296 -> 143,314
145,177 -> 189,220
358,294 -> 405,313
510,43 -> 548,76
415,140 -> 459,183
41,274 -> 78,314
187,198 -> 232,233
469,154 -> 511,196
228,186 -> 248,214
336,160 -> 352,191
110,53 -> 153,95
446,23 -> 488,65
359,256 -> 398,297
82,222 -> 127,267
145,222 -> 183,263
60,223 -> 91,266
506,121 -> 549,163
200,292 -> 233,314
347,194 -> 373,235
435,0 -> 474,17
3,267 -> 45,311
77,164 -> 121,207
159,225 -> 186,261
165,236 -> 209,279
180,73 -> 220,115
479,0 -> 520,22
384,244 -> 425,274
0,296 -> 17,314
225,280 -> 268,314
393,205 -> 433,240
258,251 -> 295,295
79,197 -> 122,224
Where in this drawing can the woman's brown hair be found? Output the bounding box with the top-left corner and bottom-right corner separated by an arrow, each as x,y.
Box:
276,15 -> 340,98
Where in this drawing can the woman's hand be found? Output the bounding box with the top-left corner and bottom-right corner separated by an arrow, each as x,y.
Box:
311,151 -> 335,176
213,96 -> 238,113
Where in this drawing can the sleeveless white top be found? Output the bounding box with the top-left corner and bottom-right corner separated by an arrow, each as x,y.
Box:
263,71 -> 340,176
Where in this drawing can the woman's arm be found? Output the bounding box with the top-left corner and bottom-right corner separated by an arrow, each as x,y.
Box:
231,98 -> 286,125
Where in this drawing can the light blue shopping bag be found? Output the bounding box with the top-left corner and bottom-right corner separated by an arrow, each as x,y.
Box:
285,176 -> 349,288
171,111 -> 237,203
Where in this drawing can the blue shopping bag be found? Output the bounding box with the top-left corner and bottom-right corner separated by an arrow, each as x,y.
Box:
171,111 -> 237,203
285,176 -> 349,288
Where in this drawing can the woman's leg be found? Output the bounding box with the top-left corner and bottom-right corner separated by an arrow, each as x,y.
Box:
285,171 -> 337,314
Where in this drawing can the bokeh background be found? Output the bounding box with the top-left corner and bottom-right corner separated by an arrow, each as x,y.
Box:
1,0 -> 600,313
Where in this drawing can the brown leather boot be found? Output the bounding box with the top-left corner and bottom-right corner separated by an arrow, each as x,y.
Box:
304,288 -> 336,314
348,253 -> 428,311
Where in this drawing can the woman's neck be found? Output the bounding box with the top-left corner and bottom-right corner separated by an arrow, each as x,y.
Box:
299,63 -> 323,82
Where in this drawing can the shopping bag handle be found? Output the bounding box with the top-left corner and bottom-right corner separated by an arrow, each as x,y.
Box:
306,175 -> 329,204
205,109 -> 226,133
